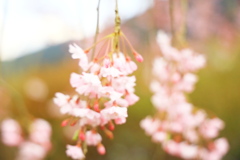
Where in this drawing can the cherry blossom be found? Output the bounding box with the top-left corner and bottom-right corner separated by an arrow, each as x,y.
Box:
1,118 -> 52,160
17,142 -> 47,160
66,145 -> 85,160
140,31 -> 228,160
54,27 -> 143,159
1,119 -> 23,146
85,131 -> 102,146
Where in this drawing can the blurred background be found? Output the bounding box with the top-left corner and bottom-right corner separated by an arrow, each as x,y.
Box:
0,0 -> 240,159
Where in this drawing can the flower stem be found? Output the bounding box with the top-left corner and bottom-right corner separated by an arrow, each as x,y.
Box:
179,0 -> 188,46
169,0 -> 175,44
91,0 -> 101,59
113,0 -> 121,53
120,32 -> 136,53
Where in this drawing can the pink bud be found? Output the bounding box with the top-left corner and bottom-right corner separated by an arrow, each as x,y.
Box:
97,144 -> 106,155
70,120 -> 78,126
135,54 -> 143,62
61,119 -> 69,127
108,122 -> 115,131
93,103 -> 100,112
103,56 -> 111,68
84,49 -> 90,54
79,132 -> 85,141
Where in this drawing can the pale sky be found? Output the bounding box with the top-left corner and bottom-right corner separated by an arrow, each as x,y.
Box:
0,0 -> 153,61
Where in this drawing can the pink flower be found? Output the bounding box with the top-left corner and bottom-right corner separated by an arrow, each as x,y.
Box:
69,44 -> 89,71
125,93 -> 139,105
100,66 -> 122,78
112,53 -> 127,71
99,86 -> 123,102
151,92 -> 170,110
29,119 -> 52,147
179,142 -> 198,159
89,62 -> 100,73
175,73 -> 198,93
114,117 -> 127,125
85,131 -> 102,146
72,108 -> 101,127
111,76 -> 136,94
184,129 -> 199,143
97,144 -> 106,155
125,60 -> 137,74
152,58 -> 169,82
100,106 -> 128,120
70,72 -> 102,96
1,119 -> 23,146
199,118 -> 224,139
53,92 -> 73,114
140,117 -> 161,135
164,140 -> 179,156
152,131 -> 167,143
56,29 -> 142,159
53,92 -> 70,106
104,98 -> 129,108
141,31 -> 228,160
214,138 -> 229,156
17,142 -> 47,160
66,145 -> 85,160
178,49 -> 206,72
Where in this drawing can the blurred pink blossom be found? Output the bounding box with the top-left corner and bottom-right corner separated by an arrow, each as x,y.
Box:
1,119 -> 23,146
66,145 -> 85,160
1,118 -> 52,160
85,131 -> 102,146
140,31 -> 228,159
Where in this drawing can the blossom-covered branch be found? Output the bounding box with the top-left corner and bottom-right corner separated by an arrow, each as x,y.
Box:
53,4 -> 143,158
140,32 -> 228,160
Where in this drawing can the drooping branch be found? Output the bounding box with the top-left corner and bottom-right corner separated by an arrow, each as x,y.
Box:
113,0 -> 121,53
169,0 -> 175,43
169,0 -> 189,48
91,0 -> 101,58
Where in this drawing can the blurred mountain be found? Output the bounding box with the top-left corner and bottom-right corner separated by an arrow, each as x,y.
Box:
2,42 -> 70,77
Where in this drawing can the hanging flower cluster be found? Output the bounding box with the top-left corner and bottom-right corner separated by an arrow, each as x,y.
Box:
54,29 -> 143,159
1,118 -> 52,160
140,32 -> 229,160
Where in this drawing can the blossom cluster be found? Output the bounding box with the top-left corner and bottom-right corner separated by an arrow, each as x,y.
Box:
140,32 -> 229,160
54,33 -> 143,159
1,118 -> 52,160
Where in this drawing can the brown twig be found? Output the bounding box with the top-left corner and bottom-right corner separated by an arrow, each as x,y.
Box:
169,0 -> 175,41
91,0 -> 101,59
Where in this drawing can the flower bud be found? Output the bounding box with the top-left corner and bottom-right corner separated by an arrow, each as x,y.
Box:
97,143 -> 106,155
134,53 -> 143,62
108,121 -> 115,131
104,128 -> 114,139
79,131 -> 85,141
61,119 -> 69,127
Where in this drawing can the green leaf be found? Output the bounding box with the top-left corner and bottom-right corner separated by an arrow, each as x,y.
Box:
72,129 -> 80,141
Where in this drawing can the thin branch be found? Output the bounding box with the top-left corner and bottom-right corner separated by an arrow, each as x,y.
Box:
115,0 -> 118,13
169,0 -> 175,39
91,0 -> 101,59
113,0 -> 121,53
179,0 -> 188,45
